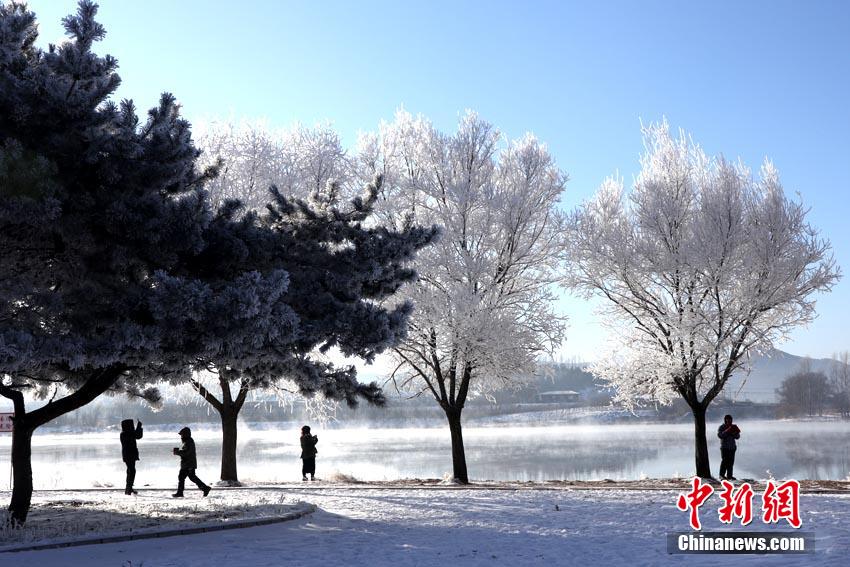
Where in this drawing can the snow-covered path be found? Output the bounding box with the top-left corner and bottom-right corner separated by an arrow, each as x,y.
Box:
4,487 -> 849,566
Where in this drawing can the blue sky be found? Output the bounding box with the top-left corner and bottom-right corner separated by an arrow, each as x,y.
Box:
26,0 -> 850,362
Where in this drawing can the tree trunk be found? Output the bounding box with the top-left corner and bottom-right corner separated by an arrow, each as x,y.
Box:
445,407 -> 469,484
219,410 -> 239,484
191,375 -> 248,487
8,424 -> 34,525
2,366 -> 125,525
692,404 -> 712,479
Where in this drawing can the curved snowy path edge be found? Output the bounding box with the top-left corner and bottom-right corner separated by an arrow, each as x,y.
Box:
0,502 -> 316,554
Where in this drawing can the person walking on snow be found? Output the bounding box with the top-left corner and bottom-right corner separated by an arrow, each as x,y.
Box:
718,414 -> 741,480
300,425 -> 318,481
172,426 -> 211,497
120,419 -> 143,495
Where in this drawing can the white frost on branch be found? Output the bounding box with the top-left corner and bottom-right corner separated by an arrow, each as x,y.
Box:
196,120 -> 355,208
360,110 -> 568,401
564,120 -> 840,409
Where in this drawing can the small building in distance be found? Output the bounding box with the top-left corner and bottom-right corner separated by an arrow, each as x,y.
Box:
536,390 -> 580,404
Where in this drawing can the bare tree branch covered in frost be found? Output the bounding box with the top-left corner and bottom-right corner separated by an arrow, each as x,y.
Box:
562,121 -> 840,478
197,120 -> 355,210
358,110 -> 568,482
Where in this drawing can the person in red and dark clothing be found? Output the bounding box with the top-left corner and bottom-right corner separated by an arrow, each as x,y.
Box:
717,414 -> 741,480
120,419 -> 143,495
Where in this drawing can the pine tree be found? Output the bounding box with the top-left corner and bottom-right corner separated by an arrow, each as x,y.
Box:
178,176 -> 437,484
0,3 -> 437,514
0,1 -> 209,524
0,1 -> 292,523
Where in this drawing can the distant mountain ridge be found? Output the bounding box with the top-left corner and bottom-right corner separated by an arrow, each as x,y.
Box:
547,348 -> 842,404
724,348 -> 840,403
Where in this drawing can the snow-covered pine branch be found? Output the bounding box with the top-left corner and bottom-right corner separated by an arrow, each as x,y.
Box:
185,120 -> 438,483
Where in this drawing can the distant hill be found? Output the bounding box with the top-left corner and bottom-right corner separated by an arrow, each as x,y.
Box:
539,348 -> 841,405
724,348 -> 839,403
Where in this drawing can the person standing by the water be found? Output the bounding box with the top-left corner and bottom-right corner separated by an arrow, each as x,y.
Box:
300,425 -> 318,481
120,419 -> 143,495
172,426 -> 211,497
718,414 -> 741,480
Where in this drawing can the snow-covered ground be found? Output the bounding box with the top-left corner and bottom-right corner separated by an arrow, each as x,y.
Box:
1,485 -> 848,566
0,489 -> 309,548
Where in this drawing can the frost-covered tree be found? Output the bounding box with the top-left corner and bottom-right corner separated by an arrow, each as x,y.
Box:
829,351 -> 850,417
0,1 -> 217,523
359,111 -> 567,482
0,2 -> 325,523
198,120 -> 354,210
563,121 -> 840,478
777,362 -> 832,417
185,124 -> 437,484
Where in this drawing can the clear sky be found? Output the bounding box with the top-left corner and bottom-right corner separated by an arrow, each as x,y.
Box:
24,0 -> 850,363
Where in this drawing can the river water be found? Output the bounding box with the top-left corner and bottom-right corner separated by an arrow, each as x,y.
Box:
0,420 -> 848,489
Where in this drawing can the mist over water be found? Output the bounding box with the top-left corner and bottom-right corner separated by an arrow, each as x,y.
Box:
1,420 -> 848,489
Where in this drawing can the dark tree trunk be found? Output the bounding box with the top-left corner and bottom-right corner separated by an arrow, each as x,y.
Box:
2,366 -> 125,525
219,409 -> 239,484
8,423 -> 34,525
445,407 -> 469,484
192,374 -> 248,486
692,404 -> 712,479
405,339 -> 473,484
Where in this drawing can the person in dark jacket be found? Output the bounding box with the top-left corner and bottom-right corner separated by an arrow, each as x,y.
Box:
172,426 -> 211,498
300,425 -> 318,481
120,419 -> 143,495
718,414 -> 741,480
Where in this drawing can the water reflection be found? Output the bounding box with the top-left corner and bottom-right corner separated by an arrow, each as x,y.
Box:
0,420 -> 848,489
785,436 -> 850,480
